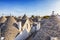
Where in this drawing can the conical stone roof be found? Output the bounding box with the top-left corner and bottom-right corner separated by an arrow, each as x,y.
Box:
2,16 -> 19,40
4,25 -> 19,40
0,16 -> 7,23
0,16 -> 7,37
32,15 -> 60,40
5,16 -> 17,25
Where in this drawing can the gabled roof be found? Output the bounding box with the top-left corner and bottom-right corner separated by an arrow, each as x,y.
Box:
21,18 -> 31,27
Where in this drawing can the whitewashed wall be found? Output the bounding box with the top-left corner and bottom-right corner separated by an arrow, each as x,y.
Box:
1,37 -> 4,40
14,29 -> 29,40
51,37 -> 58,40
18,22 -> 21,31
37,22 -> 40,30
15,19 -> 31,40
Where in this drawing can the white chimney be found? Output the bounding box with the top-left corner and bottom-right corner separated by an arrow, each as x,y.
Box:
37,22 -> 40,30
51,37 -> 58,40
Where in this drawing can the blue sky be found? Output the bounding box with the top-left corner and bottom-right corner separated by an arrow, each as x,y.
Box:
0,0 -> 60,16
